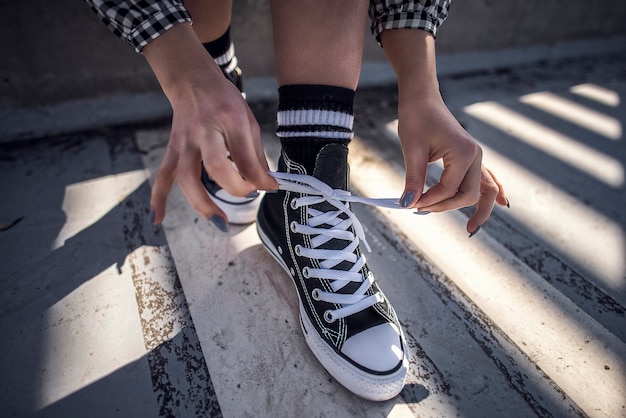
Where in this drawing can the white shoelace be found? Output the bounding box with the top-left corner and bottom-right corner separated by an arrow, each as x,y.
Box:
271,171 -> 401,323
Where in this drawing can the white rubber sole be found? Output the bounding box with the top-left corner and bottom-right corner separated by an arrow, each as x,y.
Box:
208,192 -> 262,225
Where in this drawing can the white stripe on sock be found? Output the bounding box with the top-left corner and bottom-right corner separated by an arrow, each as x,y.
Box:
214,43 -> 235,66
223,56 -> 239,74
277,109 -> 354,130
277,130 -> 354,140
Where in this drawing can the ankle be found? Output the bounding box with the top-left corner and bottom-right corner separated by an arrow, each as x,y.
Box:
276,84 -> 355,173
202,26 -> 240,78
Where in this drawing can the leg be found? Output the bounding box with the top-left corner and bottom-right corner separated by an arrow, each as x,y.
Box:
257,0 -> 408,401
184,0 -> 232,43
270,0 -> 367,89
269,0 -> 368,172
185,0 -> 242,90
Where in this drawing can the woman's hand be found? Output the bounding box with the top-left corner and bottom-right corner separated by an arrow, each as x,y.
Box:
397,95 -> 508,234
382,29 -> 508,234
143,23 -> 277,225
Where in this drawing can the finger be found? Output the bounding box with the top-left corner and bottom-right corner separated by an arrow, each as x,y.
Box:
466,168 -> 500,234
176,145 -> 229,224
419,155 -> 482,213
150,147 -> 178,224
399,141 -> 429,208
226,107 -> 278,191
486,167 -> 509,207
418,141 -> 481,208
200,128 -> 260,196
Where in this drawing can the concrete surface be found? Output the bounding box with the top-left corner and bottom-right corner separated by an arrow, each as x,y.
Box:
1,50 -> 625,417
3,36 -> 625,143
2,0 -> 626,111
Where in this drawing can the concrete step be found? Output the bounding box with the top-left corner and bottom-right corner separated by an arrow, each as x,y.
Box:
349,60 -> 626,417
135,53 -> 625,417
1,52 -> 623,418
137,128 -> 547,417
0,136 -> 219,417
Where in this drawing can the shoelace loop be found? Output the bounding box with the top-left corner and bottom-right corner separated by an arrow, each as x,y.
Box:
270,171 -> 401,321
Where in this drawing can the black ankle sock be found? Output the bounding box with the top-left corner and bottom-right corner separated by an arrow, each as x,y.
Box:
202,26 -> 232,59
202,26 -> 243,92
277,85 -> 355,174
202,27 -> 239,76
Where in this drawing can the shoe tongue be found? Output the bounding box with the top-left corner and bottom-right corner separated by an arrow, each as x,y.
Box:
311,143 -> 349,191
310,143 -> 351,254
311,144 -> 362,290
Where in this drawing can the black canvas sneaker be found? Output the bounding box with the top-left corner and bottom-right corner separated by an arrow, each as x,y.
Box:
256,143 -> 408,401
223,66 -> 245,99
201,66 -> 259,224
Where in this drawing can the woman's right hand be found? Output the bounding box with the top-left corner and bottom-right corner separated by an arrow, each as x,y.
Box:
143,23 -> 277,225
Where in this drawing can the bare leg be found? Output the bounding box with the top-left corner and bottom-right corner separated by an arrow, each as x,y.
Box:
270,0 -> 369,89
184,0 -> 232,43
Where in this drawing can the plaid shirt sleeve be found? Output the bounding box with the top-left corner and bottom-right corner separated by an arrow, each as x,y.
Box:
84,0 -> 192,53
369,0 -> 452,45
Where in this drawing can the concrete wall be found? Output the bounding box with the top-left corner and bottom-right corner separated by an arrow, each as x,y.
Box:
1,0 -> 625,111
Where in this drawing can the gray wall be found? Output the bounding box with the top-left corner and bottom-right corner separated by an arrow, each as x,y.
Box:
2,0 -> 625,111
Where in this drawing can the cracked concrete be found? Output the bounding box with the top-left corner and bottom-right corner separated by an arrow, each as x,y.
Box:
1,50 -> 624,417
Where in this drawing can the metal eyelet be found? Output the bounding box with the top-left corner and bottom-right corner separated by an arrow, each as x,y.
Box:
277,246 -> 283,255
290,198 -> 298,210
290,221 -> 297,233
302,266 -> 310,278
311,288 -> 321,301
323,310 -> 336,323
294,245 -> 302,256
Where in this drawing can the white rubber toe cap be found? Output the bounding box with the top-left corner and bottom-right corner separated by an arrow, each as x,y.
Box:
341,323 -> 404,372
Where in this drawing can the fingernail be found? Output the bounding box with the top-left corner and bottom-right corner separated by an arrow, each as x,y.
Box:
148,210 -> 155,225
400,191 -> 415,208
469,225 -> 481,238
415,211 -> 431,215
245,190 -> 260,199
506,198 -> 511,208
210,215 -> 229,233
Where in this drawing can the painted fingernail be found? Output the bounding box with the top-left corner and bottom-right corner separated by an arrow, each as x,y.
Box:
469,225 -> 482,238
415,211 -> 431,215
400,191 -> 415,208
506,198 -> 511,208
148,210 -> 155,225
210,215 -> 229,233
245,191 -> 260,198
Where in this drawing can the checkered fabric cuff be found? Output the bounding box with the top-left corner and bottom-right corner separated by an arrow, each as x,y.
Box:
369,0 -> 451,45
130,6 -> 191,52
84,0 -> 192,53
